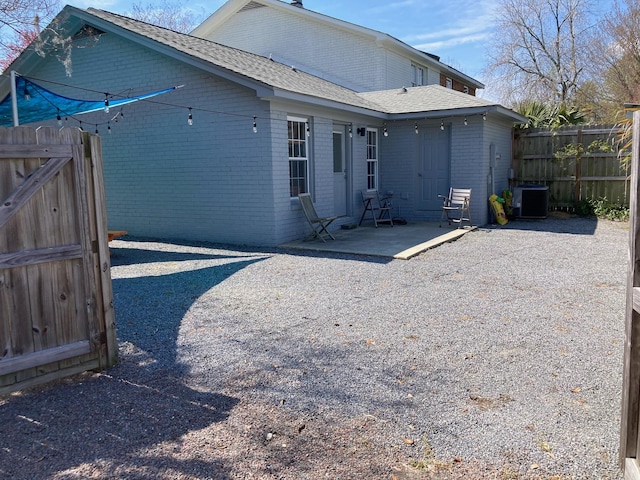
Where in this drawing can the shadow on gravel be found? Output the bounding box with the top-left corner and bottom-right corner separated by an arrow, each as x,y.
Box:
0,365 -> 239,479
112,250 -> 267,371
109,247 -> 241,266
485,215 -> 599,235
0,247 -> 268,480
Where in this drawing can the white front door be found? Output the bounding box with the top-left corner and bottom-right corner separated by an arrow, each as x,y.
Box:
333,130 -> 347,216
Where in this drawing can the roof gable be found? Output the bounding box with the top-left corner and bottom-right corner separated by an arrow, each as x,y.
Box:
191,0 -> 484,89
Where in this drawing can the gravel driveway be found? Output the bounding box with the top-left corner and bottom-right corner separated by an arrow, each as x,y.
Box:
0,216 -> 628,479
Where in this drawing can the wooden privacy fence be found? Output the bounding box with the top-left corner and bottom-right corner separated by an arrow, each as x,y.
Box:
513,125 -> 630,209
0,126 -> 117,395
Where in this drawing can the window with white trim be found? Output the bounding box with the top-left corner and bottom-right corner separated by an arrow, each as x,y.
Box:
366,128 -> 378,190
288,116 -> 309,197
411,64 -> 424,86
445,77 -> 453,89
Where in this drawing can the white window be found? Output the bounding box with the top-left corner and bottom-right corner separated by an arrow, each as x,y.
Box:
445,77 -> 453,89
411,64 -> 424,86
288,116 -> 309,197
366,128 -> 378,190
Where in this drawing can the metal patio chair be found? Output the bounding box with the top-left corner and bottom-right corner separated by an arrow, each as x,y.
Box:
439,187 -> 471,228
298,193 -> 338,242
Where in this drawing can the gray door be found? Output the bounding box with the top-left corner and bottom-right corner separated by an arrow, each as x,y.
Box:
419,126 -> 450,211
333,130 -> 347,216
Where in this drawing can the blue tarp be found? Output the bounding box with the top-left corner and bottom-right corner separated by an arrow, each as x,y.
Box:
0,76 -> 179,126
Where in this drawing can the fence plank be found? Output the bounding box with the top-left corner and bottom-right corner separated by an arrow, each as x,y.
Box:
0,244 -> 83,268
0,144 -> 72,158
0,341 -> 90,376
621,111 -> 640,464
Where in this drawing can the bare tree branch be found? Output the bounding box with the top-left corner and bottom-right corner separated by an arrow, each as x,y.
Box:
485,0 -> 595,106
127,0 -> 205,33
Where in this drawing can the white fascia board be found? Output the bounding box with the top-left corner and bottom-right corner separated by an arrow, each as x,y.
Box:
190,0 -> 252,36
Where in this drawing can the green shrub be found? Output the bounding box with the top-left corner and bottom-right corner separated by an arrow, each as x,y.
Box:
584,197 -> 629,221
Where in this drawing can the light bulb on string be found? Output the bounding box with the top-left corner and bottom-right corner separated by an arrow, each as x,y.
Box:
23,86 -> 31,101
383,124 -> 388,137
104,95 -> 110,113
348,124 -> 353,138
79,121 -> 83,131
108,122 -> 112,134
483,113 -> 487,121
440,120 -> 445,131
95,125 -> 99,135
188,108 -> 193,126
253,116 -> 257,133
414,122 -> 419,135
57,109 -> 62,126
464,117 -> 468,126
306,123 -> 310,137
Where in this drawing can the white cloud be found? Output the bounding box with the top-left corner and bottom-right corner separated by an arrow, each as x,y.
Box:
413,32 -> 492,51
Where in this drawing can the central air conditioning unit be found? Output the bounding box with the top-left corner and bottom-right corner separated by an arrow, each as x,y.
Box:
513,184 -> 549,219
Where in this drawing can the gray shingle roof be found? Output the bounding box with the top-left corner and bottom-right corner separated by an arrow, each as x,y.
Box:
357,85 -> 497,114
81,8 -> 384,113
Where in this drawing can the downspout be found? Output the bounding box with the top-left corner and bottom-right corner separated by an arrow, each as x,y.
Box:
10,71 -> 19,126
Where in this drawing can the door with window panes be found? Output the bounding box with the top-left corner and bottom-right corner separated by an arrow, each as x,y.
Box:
333,127 -> 348,216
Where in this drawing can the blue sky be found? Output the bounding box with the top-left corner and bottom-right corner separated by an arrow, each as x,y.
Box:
63,0 -> 614,93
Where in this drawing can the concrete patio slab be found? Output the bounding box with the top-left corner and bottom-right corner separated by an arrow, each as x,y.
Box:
279,222 -> 476,259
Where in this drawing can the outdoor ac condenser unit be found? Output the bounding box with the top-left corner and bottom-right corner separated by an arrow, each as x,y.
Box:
513,184 -> 549,219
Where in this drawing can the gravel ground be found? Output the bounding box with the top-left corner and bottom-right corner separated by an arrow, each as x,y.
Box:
0,215 -> 628,479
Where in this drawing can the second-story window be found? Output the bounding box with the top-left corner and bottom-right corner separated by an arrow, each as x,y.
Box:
412,64 -> 424,86
445,77 -> 453,89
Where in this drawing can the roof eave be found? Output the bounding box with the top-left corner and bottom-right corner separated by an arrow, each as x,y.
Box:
387,105 -> 526,123
264,88 -> 387,118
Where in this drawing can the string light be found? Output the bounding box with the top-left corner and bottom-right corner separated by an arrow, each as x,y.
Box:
252,116 -> 257,133
104,94 -> 110,113
108,122 -> 112,134
57,109 -> 62,126
188,107 -> 193,126
23,86 -> 30,101
306,122 -> 310,137
414,122 -> 419,135
483,112 -> 487,121
95,125 -> 99,134
440,120 -> 444,131
464,117 -> 468,126
348,124 -> 353,138
383,123 -> 388,137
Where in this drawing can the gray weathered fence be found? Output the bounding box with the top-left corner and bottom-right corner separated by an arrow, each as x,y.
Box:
0,126 -> 117,394
512,125 -> 630,209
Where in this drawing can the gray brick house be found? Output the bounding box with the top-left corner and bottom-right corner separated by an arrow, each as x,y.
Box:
0,3 -> 524,246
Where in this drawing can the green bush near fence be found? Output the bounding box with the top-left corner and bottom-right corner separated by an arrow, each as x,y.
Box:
577,197 -> 630,221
